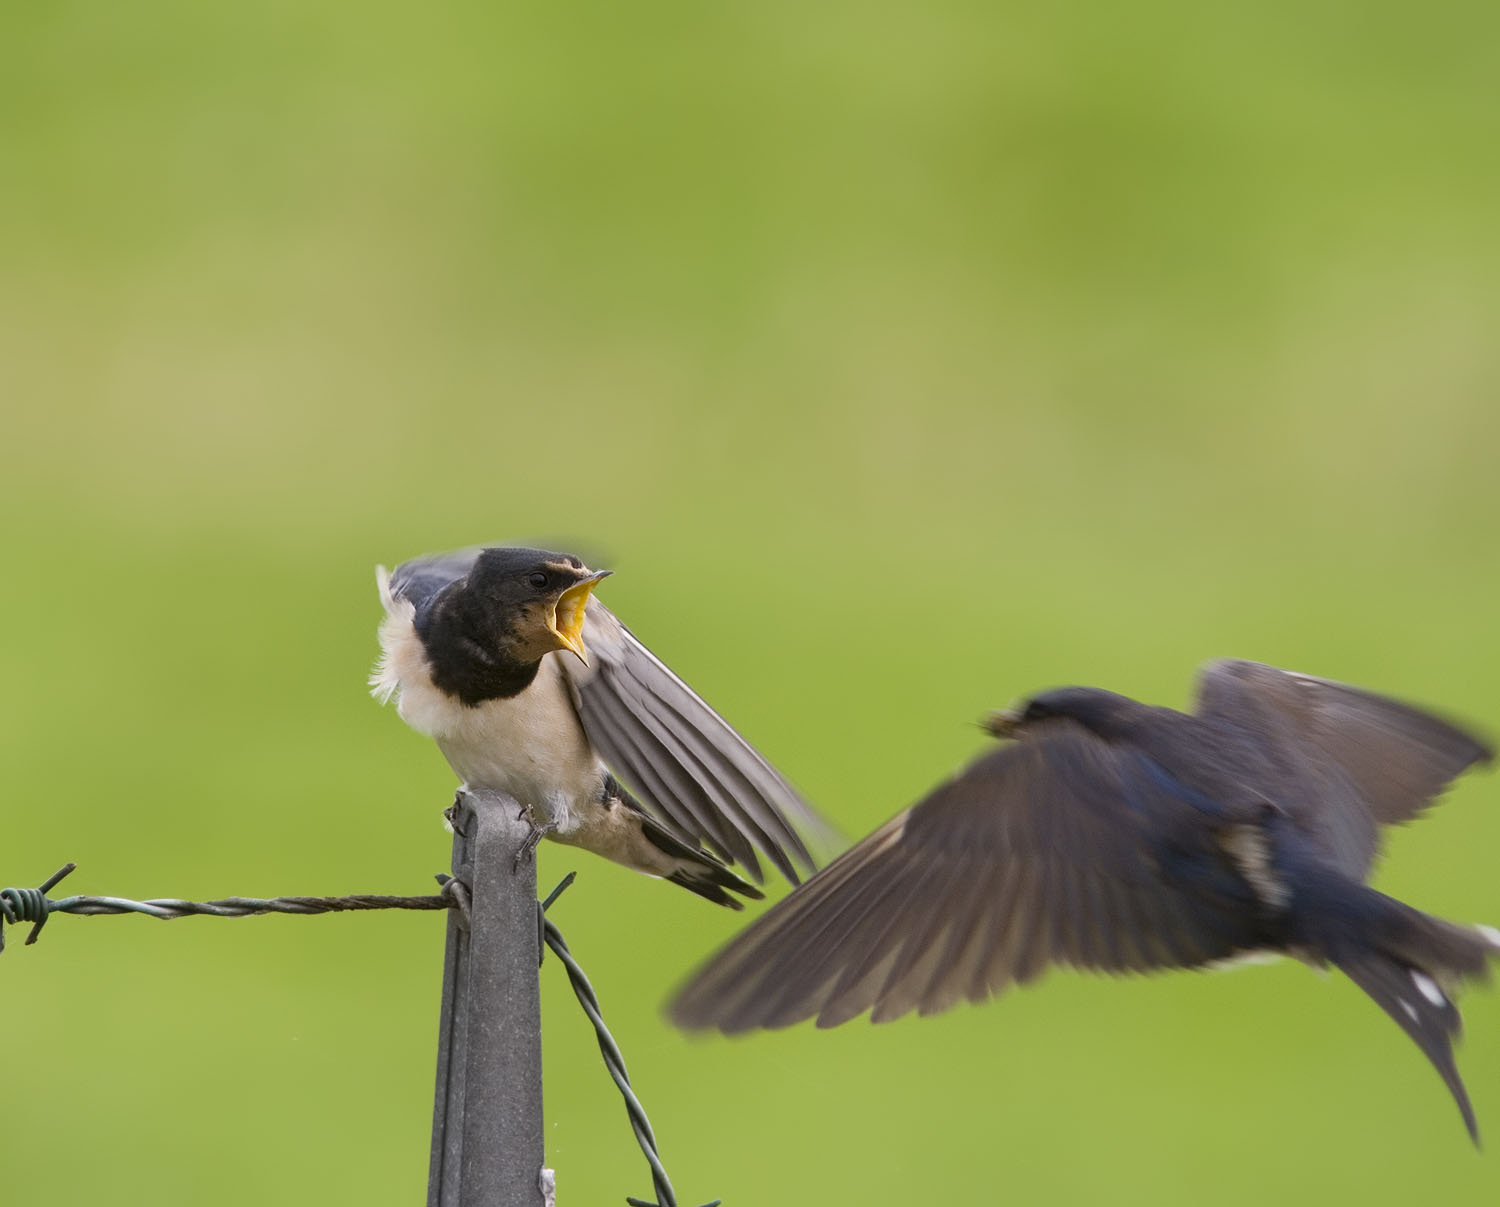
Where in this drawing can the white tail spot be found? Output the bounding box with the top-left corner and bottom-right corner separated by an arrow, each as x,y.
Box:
1411,970 -> 1446,1007
1476,924 -> 1500,950
1399,999 -> 1419,1023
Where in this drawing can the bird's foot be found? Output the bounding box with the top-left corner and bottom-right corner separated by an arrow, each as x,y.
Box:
444,792 -> 470,836
514,814 -> 556,873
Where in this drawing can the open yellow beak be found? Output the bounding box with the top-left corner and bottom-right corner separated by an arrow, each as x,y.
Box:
549,569 -> 612,664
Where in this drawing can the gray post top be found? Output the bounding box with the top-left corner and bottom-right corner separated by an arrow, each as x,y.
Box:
429,789 -> 550,1207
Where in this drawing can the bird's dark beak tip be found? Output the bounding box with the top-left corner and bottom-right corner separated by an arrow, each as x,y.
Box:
984,710 -> 1020,739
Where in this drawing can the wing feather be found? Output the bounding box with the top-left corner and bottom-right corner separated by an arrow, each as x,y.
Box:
567,601 -> 828,882
671,722 -> 1264,1032
591,661 -> 783,874
1194,659 -> 1493,875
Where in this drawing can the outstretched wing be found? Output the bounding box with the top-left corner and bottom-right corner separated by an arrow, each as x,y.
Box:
1193,659 -> 1493,875
563,602 -> 831,884
670,720 -> 1265,1033
382,546 -> 830,884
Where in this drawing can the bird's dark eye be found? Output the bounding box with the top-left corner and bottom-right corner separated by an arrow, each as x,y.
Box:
527,571 -> 549,590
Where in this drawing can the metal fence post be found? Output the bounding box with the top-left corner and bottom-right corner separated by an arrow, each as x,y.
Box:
428,789 -> 549,1207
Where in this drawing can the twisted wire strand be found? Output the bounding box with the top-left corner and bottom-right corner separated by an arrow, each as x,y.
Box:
539,875 -> 721,1207
59,891 -> 454,918
0,862 -> 455,954
4,862 -> 722,1206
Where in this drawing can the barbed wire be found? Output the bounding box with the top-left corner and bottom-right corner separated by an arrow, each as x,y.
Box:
0,862 -> 454,953
2,860 -> 722,1207
538,874 -> 720,1207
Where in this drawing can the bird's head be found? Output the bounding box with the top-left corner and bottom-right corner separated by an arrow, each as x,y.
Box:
985,697 -> 1050,739
466,547 -> 612,665
985,686 -> 1137,740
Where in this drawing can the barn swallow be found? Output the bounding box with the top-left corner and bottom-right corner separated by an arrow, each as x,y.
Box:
670,659 -> 1499,1140
372,546 -> 827,907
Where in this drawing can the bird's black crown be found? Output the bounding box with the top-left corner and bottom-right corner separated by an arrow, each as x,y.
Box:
417,547 -> 604,704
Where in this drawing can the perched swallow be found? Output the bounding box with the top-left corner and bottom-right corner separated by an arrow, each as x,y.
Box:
371,545 -> 826,907
671,659 -> 1499,1140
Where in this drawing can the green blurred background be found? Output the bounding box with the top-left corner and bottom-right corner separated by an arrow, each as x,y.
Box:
4,2 -> 1499,1202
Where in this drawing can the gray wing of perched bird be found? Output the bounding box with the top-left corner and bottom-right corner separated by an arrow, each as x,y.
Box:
386,548 -> 484,610
566,603 -> 829,883
670,716 -> 1269,1032
1191,659 -> 1494,877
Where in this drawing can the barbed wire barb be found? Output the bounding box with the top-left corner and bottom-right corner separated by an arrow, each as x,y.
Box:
5,857 -> 723,1206
0,861 -> 79,951
0,860 -> 454,955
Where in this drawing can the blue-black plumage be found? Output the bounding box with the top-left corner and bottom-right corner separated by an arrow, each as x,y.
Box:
671,659 -> 1498,1142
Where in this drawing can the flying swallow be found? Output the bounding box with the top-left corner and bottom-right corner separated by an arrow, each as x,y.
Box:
671,659 -> 1498,1139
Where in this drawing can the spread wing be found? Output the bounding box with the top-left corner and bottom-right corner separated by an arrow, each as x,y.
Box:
670,721 -> 1265,1033
1193,660 -> 1493,875
564,602 -> 830,884
383,547 -> 830,884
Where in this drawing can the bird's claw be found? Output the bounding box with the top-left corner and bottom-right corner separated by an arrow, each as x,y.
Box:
514,818 -> 555,873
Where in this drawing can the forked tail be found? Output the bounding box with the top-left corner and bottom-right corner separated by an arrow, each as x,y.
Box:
1317,887 -> 1499,1144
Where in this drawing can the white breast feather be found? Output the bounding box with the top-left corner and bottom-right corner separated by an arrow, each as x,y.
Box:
369,566 -> 416,706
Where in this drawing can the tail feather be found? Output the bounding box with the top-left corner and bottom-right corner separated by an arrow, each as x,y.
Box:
666,867 -> 758,910
1334,951 -> 1479,1143
638,807 -> 765,911
1371,899 -> 1496,984
1320,891 -> 1499,1144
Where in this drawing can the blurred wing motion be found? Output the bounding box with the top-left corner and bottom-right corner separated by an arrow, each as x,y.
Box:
1193,659 -> 1494,875
565,602 -> 832,883
671,721 -> 1265,1033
